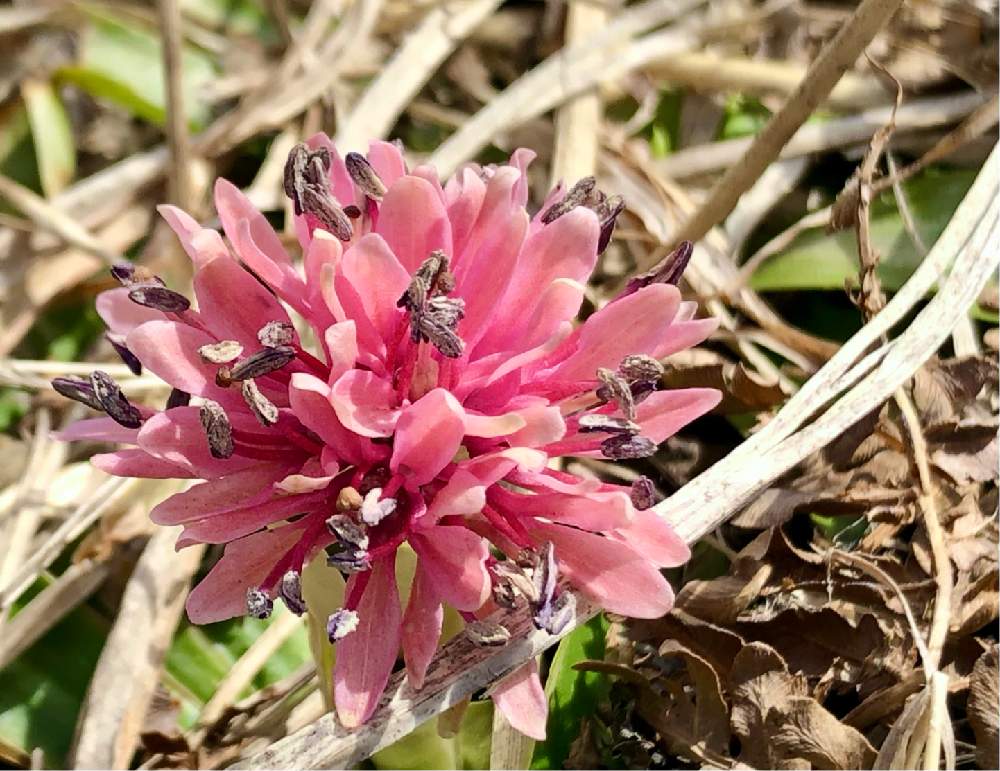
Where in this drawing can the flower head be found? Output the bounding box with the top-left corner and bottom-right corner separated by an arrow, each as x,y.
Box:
54,137 -> 720,732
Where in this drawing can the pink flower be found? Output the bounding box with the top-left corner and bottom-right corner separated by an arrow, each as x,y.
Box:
54,137 -> 720,735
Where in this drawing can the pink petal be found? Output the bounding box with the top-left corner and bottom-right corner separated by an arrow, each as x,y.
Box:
158,205 -> 230,269
137,407 -> 260,479
150,465 -> 290,525
390,389 -> 465,486
546,284 -> 682,382
332,272 -> 386,361
508,148 -> 536,207
330,370 -> 401,439
476,278 -> 584,357
444,167 -> 486,257
614,508 -> 690,567
126,320 -> 243,407
186,523 -> 304,623
288,373 -> 376,466
491,487 -> 633,531
654,318 -> 718,360
180,491 -> 328,543
461,447 -> 547,482
491,660 -> 547,741
339,234 -> 410,343
635,388 -> 721,444
366,140 -> 408,187
334,557 -> 402,728
215,178 -> 292,266
425,470 -> 486,521
506,404 -> 566,447
401,563 -> 442,690
533,521 -> 675,618
54,416 -> 140,444
324,321 -> 359,383
375,176 -> 452,273
92,449 -> 193,478
96,287 -> 166,336
193,255 -> 296,349
306,232 -> 344,314
233,218 -> 310,318
463,410 -> 527,438
411,525 -> 490,611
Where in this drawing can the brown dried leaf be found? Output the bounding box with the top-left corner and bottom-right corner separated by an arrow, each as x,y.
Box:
968,646 -> 999,769
660,360 -> 789,414
767,696 -> 876,769
656,639 -> 730,754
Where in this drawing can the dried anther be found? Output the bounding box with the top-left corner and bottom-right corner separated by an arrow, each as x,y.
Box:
629,476 -> 658,511
258,321 -> 295,348
360,488 -> 397,526
578,414 -> 640,434
534,591 -> 576,636
466,620 -> 511,646
345,152 -> 387,199
128,286 -> 191,313
199,400 -> 234,459
111,263 -> 163,287
621,240 -> 693,298
284,143 -> 353,241
541,177 -> 597,223
601,433 -> 656,460
619,354 -> 664,382
400,253 -> 465,358
327,609 -> 360,642
325,513 -> 370,551
336,486 -> 363,512
52,377 -> 102,411
596,367 -> 636,420
326,547 -> 370,573
542,178 -> 625,253
279,570 -> 306,615
166,388 -> 191,409
198,340 -> 243,364
300,186 -> 353,241
107,334 -> 142,375
532,543 -> 558,611
246,587 -> 273,619
90,370 -> 143,428
241,379 -> 278,426
229,346 -> 296,381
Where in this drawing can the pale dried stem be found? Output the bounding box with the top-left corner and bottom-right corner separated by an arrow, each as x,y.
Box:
158,0 -> 193,209
489,700 -> 536,769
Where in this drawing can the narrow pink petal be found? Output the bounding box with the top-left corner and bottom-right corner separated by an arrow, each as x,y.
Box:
215,178 -> 292,266
461,447 -> 547,482
330,370 -> 401,439
339,234 -> 410,342
401,563 -> 443,690
508,148 -> 536,207
180,491 -> 328,543
533,521 -> 675,618
323,321 -> 359,384
491,661 -> 547,741
463,410 -> 526,438
332,272 -> 387,361
444,167 -> 486,258
614,508 -> 690,567
334,557 -> 402,728
390,389 -> 465,486
506,404 -> 566,447
492,487 -> 632,531
158,205 -> 230,269
375,176 -> 452,273
193,255 -> 295,349
411,525 -> 491,611
186,524 -> 304,623
96,287 -> 166,336
635,388 -> 721,443
126,320 -> 243,407
546,284 -> 682,382
92,449 -> 193,478
425,470 -> 486,521
150,465 -> 289,525
653,318 -> 719,360
233,218 -> 310,318
288,373 -> 375,466
366,139 -> 407,187
54,416 -> 140,444
307,232 -> 344,313
476,278 -> 584,357
137,407 -> 261,479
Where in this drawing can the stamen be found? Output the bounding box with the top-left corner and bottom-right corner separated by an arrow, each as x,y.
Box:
246,587 -> 273,619
241,379 -> 278,426
343,204 -> 362,219
111,263 -> 163,287
327,609 -> 360,642
596,367 -> 635,420
600,434 -> 656,460
326,547 -> 371,574
258,321 -> 295,348
51,377 -> 102,411
629,476 -> 659,510
229,345 -> 296,381
166,388 -> 191,409
493,561 -> 537,602
299,186 -> 353,241
198,340 -> 243,364
90,370 -> 143,428
199,399 -> 234,459
279,570 -> 306,616
535,591 -> 576,636
596,195 -> 626,254
284,144 -> 353,240
620,240 -> 693,298
336,486 -> 363,513
107,333 -> 142,376
345,152 -> 387,199
619,354 -> 664,382
283,144 -> 310,216
578,414 -> 640,434
360,488 -> 397,526
541,176 -> 596,223
127,285 -> 191,313
466,619 -> 511,647
531,542 -> 558,611
325,513 -> 370,551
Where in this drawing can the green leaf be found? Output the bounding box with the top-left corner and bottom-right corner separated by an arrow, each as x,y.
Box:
57,10 -> 216,128
719,94 -> 771,140
22,79 -> 75,197
810,512 -> 868,545
301,551 -> 346,709
531,615 -> 610,769
750,169 -> 977,292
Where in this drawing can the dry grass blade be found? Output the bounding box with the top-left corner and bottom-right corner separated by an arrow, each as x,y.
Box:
157,0 -> 192,209
70,526 -> 204,769
335,0 -> 502,152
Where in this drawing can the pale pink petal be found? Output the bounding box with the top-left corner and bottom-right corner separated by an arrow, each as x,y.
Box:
180,491 -> 328,543
444,167 -> 486,257
545,284 -> 682,382
54,416 -> 140,444
476,278 -> 584,357
126,320 -> 243,407
332,272 -> 386,361
96,288 -> 166,336
411,525 -> 490,611
366,139 -> 407,187
461,447 -> 547,482
334,557 -> 402,728
137,407 -> 262,479
330,370 -> 401,439
151,465 -> 290,525
215,178 -> 292,266
506,404 -> 566,447
634,388 -> 721,444
401,563 -> 443,690
491,661 -> 547,741
390,389 -> 465,486
508,148 -> 536,206
92,449 -> 194,478
463,410 -> 526,438
425,469 -> 486,521
614,508 -> 690,568
158,205 -> 230,269
307,232 -> 344,314
533,521 -> 675,618
324,321 -> 358,384
375,176 -> 452,273
339,234 -> 410,342
186,524 -> 304,623
288,373 -> 377,466
491,487 -> 632,531
653,318 -> 718,360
